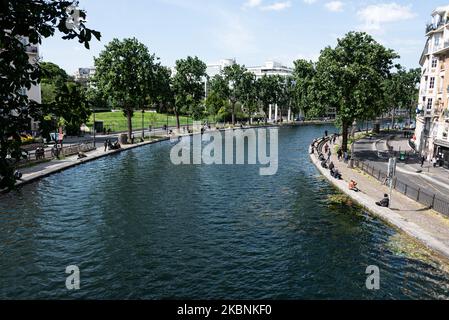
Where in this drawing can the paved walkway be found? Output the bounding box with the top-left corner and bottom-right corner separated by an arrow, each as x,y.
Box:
353,133 -> 449,202
313,137 -> 449,260
14,136 -> 170,188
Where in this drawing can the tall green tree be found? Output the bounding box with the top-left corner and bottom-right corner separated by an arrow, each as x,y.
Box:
172,56 -> 207,126
383,66 -> 420,127
293,59 -> 316,117
0,0 -> 100,190
93,38 -> 160,142
205,91 -> 226,122
39,61 -> 92,138
240,72 -> 258,124
312,32 -> 398,152
222,64 -> 249,125
154,66 -> 174,115
277,76 -> 296,122
257,75 -> 277,123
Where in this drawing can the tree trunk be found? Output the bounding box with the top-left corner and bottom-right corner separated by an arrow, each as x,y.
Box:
265,105 -> 269,124
342,121 -> 349,153
127,109 -> 133,144
174,108 -> 180,129
141,109 -> 145,140
391,107 -> 395,130
231,102 -> 236,126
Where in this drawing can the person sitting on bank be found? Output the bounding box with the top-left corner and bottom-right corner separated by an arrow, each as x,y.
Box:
376,194 -> 390,208
321,160 -> 328,169
331,168 -> 342,180
77,151 -> 87,159
318,153 -> 325,162
328,161 -> 335,172
349,180 -> 359,192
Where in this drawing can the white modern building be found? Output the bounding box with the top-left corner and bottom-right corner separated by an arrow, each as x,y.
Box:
206,59 -> 296,122
74,67 -> 96,84
206,58 -> 236,78
415,5 -> 449,168
247,60 -> 293,79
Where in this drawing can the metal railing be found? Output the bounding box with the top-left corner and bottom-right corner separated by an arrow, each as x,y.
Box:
314,134 -> 449,217
353,160 -> 449,217
17,141 -> 96,167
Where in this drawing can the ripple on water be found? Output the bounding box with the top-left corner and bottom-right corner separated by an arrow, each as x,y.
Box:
1,126 -> 449,299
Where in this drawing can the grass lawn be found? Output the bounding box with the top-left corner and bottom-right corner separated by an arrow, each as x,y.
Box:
87,111 -> 197,132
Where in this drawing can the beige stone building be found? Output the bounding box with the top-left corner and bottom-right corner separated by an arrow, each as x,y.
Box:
415,5 -> 449,168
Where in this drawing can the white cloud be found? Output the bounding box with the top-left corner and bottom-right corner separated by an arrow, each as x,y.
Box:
244,0 -> 263,8
261,1 -> 292,11
357,3 -> 417,34
325,1 -> 343,12
212,13 -> 258,56
303,0 -> 317,4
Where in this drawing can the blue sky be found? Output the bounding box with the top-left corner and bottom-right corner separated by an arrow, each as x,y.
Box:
40,1 -> 449,74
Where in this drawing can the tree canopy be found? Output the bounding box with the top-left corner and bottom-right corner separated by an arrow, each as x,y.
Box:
312,32 -> 399,151
172,56 -> 207,125
93,38 -> 160,141
0,0 -> 100,190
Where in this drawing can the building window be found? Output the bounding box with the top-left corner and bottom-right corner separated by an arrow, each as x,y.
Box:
427,98 -> 433,110
432,58 -> 438,68
430,77 -> 435,89
435,34 -> 441,47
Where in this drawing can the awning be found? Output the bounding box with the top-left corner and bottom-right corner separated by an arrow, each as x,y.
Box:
435,139 -> 449,148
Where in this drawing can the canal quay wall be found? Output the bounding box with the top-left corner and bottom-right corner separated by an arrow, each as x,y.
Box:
310,136 -> 449,261
11,136 -> 171,191
8,121 -> 334,193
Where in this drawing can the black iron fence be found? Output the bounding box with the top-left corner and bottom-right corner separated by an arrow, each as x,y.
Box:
353,159 -> 449,217
313,135 -> 449,217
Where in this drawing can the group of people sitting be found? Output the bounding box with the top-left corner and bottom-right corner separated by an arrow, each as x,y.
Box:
328,161 -> 342,180
108,140 -> 121,150
318,151 -> 342,180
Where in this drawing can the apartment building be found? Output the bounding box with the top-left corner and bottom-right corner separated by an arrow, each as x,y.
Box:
415,6 -> 449,168
74,67 -> 96,85
19,37 -> 41,136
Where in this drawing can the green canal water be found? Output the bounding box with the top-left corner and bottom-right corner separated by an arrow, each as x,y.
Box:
1,125 -> 449,299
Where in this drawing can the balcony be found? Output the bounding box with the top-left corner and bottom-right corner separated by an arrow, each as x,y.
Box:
426,19 -> 448,34
433,40 -> 449,56
25,45 -> 38,54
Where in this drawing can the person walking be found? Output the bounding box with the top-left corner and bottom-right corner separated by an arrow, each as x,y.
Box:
104,140 -> 108,152
337,149 -> 343,161
432,157 -> 437,168
420,155 -> 425,168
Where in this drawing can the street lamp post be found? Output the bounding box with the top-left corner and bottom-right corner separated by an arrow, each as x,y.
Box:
93,106 -> 96,148
142,108 -> 145,141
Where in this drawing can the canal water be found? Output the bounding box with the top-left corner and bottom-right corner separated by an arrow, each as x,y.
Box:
1,125 -> 448,299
